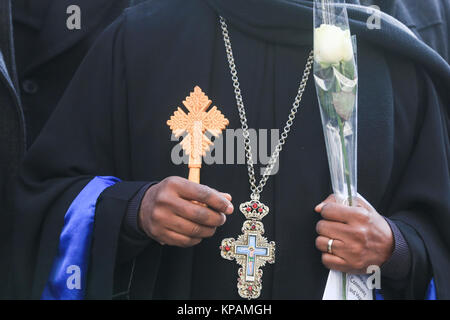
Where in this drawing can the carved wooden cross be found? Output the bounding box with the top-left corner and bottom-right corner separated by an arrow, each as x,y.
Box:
167,86 -> 229,183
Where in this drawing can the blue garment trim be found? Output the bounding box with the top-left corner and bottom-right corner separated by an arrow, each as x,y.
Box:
375,278 -> 436,300
41,176 -> 120,300
425,279 -> 437,300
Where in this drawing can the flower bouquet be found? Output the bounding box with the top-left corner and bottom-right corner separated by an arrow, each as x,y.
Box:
314,0 -> 357,208
313,0 -> 371,300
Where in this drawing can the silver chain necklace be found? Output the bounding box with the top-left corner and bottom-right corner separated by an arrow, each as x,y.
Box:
219,16 -> 314,300
219,17 -> 314,201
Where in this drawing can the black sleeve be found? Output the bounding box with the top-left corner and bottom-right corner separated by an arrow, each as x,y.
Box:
116,182 -> 158,265
86,180 -> 149,299
380,218 -> 411,285
380,67 -> 450,299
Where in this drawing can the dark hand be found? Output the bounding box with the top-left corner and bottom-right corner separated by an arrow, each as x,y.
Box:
138,176 -> 233,247
315,194 -> 394,274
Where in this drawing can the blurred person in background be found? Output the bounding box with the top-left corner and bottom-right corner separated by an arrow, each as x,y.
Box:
363,0 -> 449,62
0,0 -> 146,299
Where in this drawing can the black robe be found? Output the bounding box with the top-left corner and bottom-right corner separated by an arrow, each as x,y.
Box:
12,0 -> 450,299
12,0 -> 136,146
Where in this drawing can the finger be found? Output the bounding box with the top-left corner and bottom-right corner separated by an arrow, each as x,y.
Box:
321,253 -> 348,272
314,194 -> 337,212
172,198 -> 227,227
221,193 -> 232,202
316,194 -> 374,220
319,202 -> 369,224
166,214 -> 217,238
210,186 -> 232,202
159,229 -> 202,248
209,187 -> 232,202
175,180 -> 234,214
316,220 -> 352,240
315,236 -> 345,256
320,203 -> 352,223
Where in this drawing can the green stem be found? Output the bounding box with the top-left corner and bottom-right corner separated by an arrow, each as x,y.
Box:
337,116 -> 353,207
342,273 -> 347,300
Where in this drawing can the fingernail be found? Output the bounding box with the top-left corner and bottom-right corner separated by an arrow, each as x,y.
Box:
221,213 -> 227,225
224,193 -> 232,201
315,202 -> 325,212
225,203 -> 234,214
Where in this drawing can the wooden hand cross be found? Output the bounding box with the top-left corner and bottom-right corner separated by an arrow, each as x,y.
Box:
167,86 -> 229,183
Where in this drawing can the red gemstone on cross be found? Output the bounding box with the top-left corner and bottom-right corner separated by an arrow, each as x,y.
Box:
225,246 -> 230,252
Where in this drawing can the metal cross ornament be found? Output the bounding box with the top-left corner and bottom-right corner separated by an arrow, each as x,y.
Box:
220,200 -> 275,299
167,86 -> 229,183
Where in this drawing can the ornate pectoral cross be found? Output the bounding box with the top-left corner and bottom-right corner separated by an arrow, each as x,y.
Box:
220,200 -> 276,299
167,86 -> 229,183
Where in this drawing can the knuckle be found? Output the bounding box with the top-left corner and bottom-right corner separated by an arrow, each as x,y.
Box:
321,254 -> 330,267
219,201 -> 229,213
218,213 -> 227,226
151,209 -> 163,223
321,203 -> 334,215
316,220 -> 324,234
357,208 -> 370,222
205,227 -> 217,238
172,218 -> 183,231
349,243 -> 362,256
190,224 -> 202,237
198,185 -> 212,202
164,176 -> 181,189
360,227 -> 369,241
315,237 -> 322,250
193,207 -> 208,223
154,191 -> 170,206
355,226 -> 368,241
319,204 -> 329,216
160,177 -> 171,188
216,197 -> 229,212
212,213 -> 225,227
154,210 -> 169,226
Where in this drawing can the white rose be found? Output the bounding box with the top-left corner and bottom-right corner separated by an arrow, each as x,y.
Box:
314,24 -> 354,65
